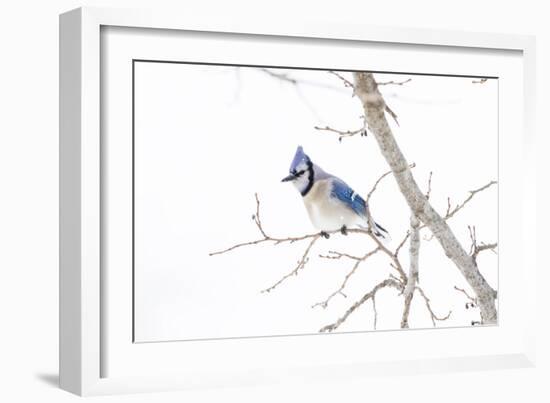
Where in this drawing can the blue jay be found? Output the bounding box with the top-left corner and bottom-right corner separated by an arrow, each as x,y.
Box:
281,146 -> 390,240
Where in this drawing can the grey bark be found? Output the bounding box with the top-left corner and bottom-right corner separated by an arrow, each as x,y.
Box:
353,72 -> 497,324
401,214 -> 420,328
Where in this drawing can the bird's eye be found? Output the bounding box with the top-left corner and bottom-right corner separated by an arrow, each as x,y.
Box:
295,170 -> 305,177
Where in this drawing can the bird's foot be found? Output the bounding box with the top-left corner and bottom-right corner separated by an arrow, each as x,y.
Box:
340,225 -> 348,236
320,231 -> 330,239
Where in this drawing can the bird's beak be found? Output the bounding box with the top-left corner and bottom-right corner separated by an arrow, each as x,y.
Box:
281,173 -> 296,182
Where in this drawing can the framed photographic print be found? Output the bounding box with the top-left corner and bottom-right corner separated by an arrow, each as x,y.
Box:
60,7 -> 537,396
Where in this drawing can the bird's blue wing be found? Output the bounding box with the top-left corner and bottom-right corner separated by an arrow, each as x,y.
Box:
330,179 -> 367,217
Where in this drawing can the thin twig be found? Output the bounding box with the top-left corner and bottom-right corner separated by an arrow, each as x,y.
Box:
261,236 -> 320,293
370,233 -> 408,282
328,71 -> 401,127
366,163 -> 416,203
468,225 -> 498,263
468,225 -> 477,255
384,104 -> 400,126
394,231 -> 410,257
260,68 -> 298,85
454,285 -> 477,309
209,194 -> 321,256
314,116 -> 368,142
445,181 -> 497,220
416,287 -> 452,326
418,180 -> 497,233
366,171 -> 392,203
473,243 -> 498,259
328,71 -> 355,91
454,285 -> 476,303
319,251 -> 364,261
377,78 -> 412,86
319,279 -> 402,332
314,125 -> 366,141
209,228 -> 319,256
426,171 -> 433,200
312,247 -> 381,309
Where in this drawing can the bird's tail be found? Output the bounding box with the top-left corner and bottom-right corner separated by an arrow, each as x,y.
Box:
373,221 -> 391,243
360,216 -> 391,243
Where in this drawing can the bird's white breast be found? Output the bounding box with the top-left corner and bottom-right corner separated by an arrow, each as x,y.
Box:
303,179 -> 365,231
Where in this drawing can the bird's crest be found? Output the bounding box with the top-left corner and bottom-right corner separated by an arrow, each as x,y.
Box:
289,146 -> 311,172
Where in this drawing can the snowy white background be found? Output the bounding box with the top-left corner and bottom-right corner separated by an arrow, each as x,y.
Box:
133,63 -> 498,342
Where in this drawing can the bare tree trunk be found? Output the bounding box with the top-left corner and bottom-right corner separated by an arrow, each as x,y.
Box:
401,214 -> 420,328
353,72 -> 497,324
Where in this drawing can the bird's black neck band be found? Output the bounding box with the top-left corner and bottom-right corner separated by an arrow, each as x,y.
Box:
301,162 -> 314,197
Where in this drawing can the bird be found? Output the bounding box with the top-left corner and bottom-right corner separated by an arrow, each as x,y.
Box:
281,146 -> 390,241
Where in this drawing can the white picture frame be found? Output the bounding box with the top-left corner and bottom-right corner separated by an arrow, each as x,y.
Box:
59,6 -> 537,396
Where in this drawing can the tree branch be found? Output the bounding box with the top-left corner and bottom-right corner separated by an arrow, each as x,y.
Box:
209,193 -> 321,256
314,116 -> 368,142
328,71 -> 355,92
209,193 -> 406,293
319,278 -> 402,333
260,68 -> 298,85
425,171 -> 433,200
422,179 -> 496,240
400,214 -> 420,328
377,78 -> 412,86
394,231 -> 410,257
468,225 -> 498,264
261,235 -> 320,293
454,285 -> 477,309
445,181 -> 497,220
324,71 -> 402,126
352,72 -> 498,324
366,163 -> 416,206
312,247 -> 381,309
416,286 -> 452,326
